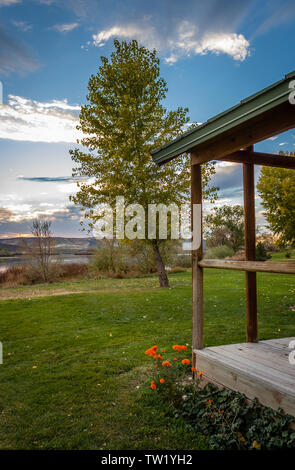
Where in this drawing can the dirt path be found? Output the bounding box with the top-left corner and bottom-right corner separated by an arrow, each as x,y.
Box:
0,289 -> 92,300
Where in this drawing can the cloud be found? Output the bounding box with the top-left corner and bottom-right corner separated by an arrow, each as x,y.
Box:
0,0 -> 21,6
17,176 -> 74,182
92,25 -> 158,48
0,23 -> 39,75
12,20 -> 32,32
0,202 -> 76,223
51,22 -> 79,33
0,95 -> 82,142
0,207 -> 14,223
89,1 -> 251,63
91,22 -> 250,63
165,24 -> 250,63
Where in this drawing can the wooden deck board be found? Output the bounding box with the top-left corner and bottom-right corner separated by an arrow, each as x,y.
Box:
194,338 -> 295,417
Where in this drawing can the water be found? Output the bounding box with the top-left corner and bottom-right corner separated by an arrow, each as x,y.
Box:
0,254 -> 93,273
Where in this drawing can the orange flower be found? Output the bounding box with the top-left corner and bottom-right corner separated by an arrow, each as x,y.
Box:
160,378 -> 165,384
197,371 -> 204,377
181,359 -> 190,365
252,440 -> 261,449
150,381 -> 156,390
191,367 -> 197,372
207,399 -> 213,405
218,409 -> 225,414
145,345 -> 158,358
173,357 -> 178,361
172,345 -> 188,352
162,360 -> 171,367
161,349 -> 166,353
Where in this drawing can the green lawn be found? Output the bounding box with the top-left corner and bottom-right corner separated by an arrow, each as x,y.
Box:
0,269 -> 295,449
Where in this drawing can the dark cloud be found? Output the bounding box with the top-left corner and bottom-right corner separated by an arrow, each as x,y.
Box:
0,22 -> 39,75
0,207 -> 14,223
18,176 -> 74,182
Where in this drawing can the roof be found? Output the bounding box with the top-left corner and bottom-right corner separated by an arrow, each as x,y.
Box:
151,70 -> 295,165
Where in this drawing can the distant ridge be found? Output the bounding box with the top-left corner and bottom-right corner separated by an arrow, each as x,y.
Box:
0,237 -> 98,255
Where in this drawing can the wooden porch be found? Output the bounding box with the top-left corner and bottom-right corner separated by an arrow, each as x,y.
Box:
194,338 -> 295,416
151,71 -> 295,417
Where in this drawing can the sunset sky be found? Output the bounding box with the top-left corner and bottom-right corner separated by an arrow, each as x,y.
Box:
0,0 -> 295,238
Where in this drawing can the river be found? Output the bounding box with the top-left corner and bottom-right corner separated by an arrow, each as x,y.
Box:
0,254 -> 94,273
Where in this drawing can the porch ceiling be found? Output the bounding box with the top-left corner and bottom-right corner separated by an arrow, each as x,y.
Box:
151,70 -> 295,165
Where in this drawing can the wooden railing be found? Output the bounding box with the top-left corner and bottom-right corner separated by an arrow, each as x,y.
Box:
198,259 -> 295,274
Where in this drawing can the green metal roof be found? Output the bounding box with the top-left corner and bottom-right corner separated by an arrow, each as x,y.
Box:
151,70 -> 295,165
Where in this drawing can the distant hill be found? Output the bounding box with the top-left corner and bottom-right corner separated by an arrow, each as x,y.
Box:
0,237 -> 98,256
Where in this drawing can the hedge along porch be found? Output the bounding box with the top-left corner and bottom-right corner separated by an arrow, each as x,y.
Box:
151,71 -> 295,416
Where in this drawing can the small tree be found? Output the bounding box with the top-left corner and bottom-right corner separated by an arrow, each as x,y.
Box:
257,152 -> 295,247
205,205 -> 244,253
70,40 -> 217,287
256,242 -> 271,261
24,220 -> 54,282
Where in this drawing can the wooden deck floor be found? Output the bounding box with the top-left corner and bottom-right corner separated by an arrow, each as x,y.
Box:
194,337 -> 295,416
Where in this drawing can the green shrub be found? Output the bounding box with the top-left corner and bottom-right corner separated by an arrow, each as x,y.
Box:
204,245 -> 235,259
256,242 -> 271,261
172,383 -> 295,450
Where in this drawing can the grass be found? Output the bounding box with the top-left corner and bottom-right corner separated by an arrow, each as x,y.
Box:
0,269 -> 295,449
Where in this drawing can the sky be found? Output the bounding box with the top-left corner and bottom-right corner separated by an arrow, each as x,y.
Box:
0,0 -> 295,238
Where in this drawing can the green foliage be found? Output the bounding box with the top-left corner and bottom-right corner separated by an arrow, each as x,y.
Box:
255,242 -> 271,261
285,251 -> 292,259
204,245 -> 235,259
257,152 -> 295,246
205,205 -> 244,253
70,40 -> 217,286
71,40 -> 216,214
92,239 -> 157,277
169,383 -> 295,450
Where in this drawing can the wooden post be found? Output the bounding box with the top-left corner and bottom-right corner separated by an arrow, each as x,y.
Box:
191,156 -> 203,351
243,146 -> 258,342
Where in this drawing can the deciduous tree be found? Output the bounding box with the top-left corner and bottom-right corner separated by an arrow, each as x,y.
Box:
70,40 -> 217,286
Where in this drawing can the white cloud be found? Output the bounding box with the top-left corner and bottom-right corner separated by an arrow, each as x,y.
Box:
0,0 -> 21,6
51,23 -> 79,33
0,95 -> 82,143
0,200 -> 72,223
91,20 -> 250,63
92,24 -> 159,49
12,20 -> 32,32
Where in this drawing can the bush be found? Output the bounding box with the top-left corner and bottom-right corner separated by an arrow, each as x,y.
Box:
256,242 -> 271,261
204,245 -> 235,259
171,254 -> 191,268
285,251 -> 292,259
0,262 -> 90,286
172,383 -> 295,450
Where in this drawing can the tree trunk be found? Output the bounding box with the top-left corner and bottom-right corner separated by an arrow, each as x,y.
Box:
152,242 -> 169,287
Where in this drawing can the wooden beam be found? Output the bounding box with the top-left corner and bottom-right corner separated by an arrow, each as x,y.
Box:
191,102 -> 295,165
243,153 -> 258,343
191,157 -> 203,351
198,259 -> 295,274
219,150 -> 295,169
